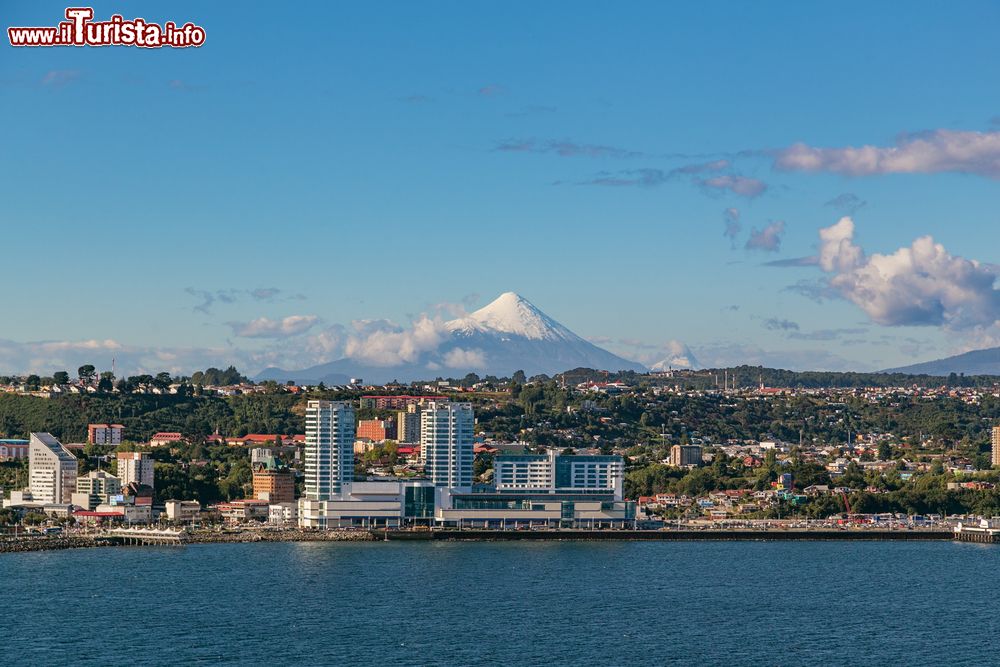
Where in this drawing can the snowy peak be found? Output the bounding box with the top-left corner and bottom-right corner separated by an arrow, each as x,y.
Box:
447,292 -> 579,341
257,291 -> 649,384
649,341 -> 700,370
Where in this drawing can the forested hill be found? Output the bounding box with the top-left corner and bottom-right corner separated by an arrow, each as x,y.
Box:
0,393 -> 320,443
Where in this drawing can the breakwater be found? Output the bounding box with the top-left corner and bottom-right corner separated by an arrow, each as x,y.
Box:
185,529 -> 376,544
0,529 -> 375,553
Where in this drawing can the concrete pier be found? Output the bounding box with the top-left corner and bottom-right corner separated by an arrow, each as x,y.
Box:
103,528 -> 188,546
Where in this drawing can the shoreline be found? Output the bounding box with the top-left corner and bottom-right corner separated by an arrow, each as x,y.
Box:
385,529 -> 955,542
0,529 -> 375,553
0,527 -> 957,552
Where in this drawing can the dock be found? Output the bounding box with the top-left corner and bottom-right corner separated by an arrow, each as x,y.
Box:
101,528 -> 188,546
953,522 -> 1000,544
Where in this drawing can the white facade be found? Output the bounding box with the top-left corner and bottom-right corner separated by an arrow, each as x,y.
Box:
116,452 -> 155,489
73,470 -> 122,509
421,402 -> 474,491
494,453 -> 554,493
494,450 -> 625,500
268,502 -> 298,525
88,424 -> 124,445
28,433 -> 78,504
165,500 -> 201,523
304,400 -> 355,500
297,479 -> 436,529
251,447 -> 275,465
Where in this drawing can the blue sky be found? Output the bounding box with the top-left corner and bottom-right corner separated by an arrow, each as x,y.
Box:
3,1 -> 1000,376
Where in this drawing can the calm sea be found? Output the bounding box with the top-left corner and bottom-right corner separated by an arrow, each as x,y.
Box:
1,540 -> 996,665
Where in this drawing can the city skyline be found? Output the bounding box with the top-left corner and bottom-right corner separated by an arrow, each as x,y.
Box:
3,1 -> 1000,376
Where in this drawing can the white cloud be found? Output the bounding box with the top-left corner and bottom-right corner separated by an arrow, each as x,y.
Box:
229,315 -> 319,338
775,129 -> 1000,179
342,316 -> 448,367
442,348 -> 487,369
700,174 -> 768,198
811,217 -> 1000,329
745,221 -> 786,252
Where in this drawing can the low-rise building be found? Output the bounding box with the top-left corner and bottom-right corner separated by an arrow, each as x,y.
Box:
164,500 -> 201,524
87,423 -> 124,445
268,502 -> 298,525
73,470 -> 122,510
149,432 -> 184,447
216,499 -> 270,523
0,439 -> 29,461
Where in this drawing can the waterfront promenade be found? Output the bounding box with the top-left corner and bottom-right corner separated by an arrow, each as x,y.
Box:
385,528 -> 953,541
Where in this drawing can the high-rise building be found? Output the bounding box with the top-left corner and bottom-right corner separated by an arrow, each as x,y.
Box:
304,400 -> 355,500
670,444 -> 703,467
116,452 -> 155,489
421,402 -> 474,491
397,404 -> 421,444
29,432 -> 78,504
992,426 -> 1000,467
87,423 -> 124,445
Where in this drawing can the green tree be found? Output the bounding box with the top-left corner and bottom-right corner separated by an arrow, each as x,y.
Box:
23,512 -> 46,526
154,372 -> 173,390
78,364 -> 96,384
52,371 -> 70,385
877,441 -> 892,461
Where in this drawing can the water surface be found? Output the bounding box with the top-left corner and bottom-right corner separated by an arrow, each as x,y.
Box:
1,540 -> 995,665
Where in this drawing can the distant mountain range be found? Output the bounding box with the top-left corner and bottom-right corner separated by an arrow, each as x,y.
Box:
256,292 -> 648,384
884,347 -> 1000,376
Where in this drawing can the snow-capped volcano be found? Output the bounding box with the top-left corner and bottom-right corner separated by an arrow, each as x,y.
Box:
446,292 -> 583,342
256,292 -> 647,384
649,340 -> 700,370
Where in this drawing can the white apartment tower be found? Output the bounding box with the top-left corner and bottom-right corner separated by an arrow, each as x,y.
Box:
29,432 -> 78,504
304,400 -> 355,499
116,451 -> 155,489
421,402 -> 474,491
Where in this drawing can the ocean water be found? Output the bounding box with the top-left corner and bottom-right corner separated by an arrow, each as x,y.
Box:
1,540 -> 997,666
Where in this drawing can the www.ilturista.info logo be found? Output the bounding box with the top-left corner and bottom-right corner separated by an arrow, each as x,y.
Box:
8,7 -> 205,48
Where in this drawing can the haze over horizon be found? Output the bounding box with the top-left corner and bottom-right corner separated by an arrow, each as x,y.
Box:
3,1 -> 1000,377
